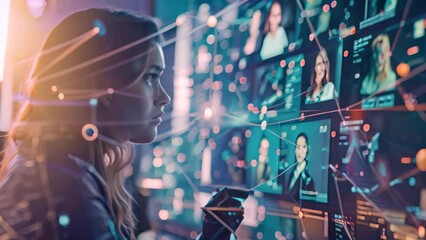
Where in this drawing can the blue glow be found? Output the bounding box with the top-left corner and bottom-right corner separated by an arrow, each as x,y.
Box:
378,162 -> 387,177
93,19 -> 107,36
58,214 -> 70,227
89,98 -> 98,106
409,177 -> 416,187
86,128 -> 95,137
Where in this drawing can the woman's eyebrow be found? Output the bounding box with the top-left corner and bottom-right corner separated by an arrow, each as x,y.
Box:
148,65 -> 164,72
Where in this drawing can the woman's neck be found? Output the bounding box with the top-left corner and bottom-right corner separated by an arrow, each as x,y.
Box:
297,160 -> 306,169
42,135 -> 93,161
316,80 -> 323,89
270,28 -> 278,38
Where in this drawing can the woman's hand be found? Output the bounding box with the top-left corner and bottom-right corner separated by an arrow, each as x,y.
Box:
198,187 -> 247,240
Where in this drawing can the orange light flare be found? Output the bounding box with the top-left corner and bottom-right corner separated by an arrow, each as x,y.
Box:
343,50 -> 349,58
400,157 -> 411,164
207,15 -> 217,28
396,62 -> 411,78
362,124 -> 370,132
407,46 -> 419,56
416,149 -> 426,171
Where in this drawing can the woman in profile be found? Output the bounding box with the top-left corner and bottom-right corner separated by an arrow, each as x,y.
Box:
360,33 -> 396,95
0,9 -> 242,240
287,133 -> 315,200
305,48 -> 337,104
260,0 -> 289,60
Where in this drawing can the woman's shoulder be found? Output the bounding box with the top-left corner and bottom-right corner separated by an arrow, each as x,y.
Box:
277,26 -> 287,37
320,82 -> 336,100
323,82 -> 335,90
0,154 -> 109,206
0,155 -> 115,239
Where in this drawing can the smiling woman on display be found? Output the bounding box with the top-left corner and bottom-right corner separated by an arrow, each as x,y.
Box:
305,48 -> 337,104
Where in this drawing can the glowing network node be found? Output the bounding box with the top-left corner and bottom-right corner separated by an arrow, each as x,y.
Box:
81,123 -> 99,142
362,124 -> 370,132
92,19 -> 106,36
323,4 -> 330,13
260,120 -> 267,130
213,125 -> 220,134
89,98 -> 98,106
153,157 -> 163,167
204,108 -> 212,120
158,210 -> 169,220
176,14 -> 186,26
207,15 -> 217,28
206,34 -> 215,44
58,214 -> 70,227
343,50 -> 349,57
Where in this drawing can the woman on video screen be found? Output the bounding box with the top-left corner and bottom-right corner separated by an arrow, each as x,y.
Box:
260,0 -> 289,60
360,33 -> 396,95
305,48 -> 336,104
288,133 -> 315,200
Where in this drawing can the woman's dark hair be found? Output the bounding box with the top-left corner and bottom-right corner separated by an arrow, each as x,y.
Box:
32,9 -> 162,103
263,0 -> 283,34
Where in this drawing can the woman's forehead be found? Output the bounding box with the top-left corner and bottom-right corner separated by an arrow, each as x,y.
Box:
144,43 -> 165,71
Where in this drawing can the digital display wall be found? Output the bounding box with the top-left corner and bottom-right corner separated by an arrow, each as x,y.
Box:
141,1 -> 426,239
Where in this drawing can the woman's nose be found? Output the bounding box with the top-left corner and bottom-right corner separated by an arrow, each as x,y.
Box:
156,84 -> 170,106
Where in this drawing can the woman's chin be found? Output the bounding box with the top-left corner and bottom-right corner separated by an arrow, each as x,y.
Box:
130,130 -> 157,144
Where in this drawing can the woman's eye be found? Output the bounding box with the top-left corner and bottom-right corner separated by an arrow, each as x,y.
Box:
144,73 -> 158,86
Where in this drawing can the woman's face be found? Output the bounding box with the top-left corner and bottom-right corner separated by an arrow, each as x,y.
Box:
314,53 -> 326,84
295,135 -> 308,164
373,44 -> 387,73
106,43 -> 170,143
269,2 -> 282,33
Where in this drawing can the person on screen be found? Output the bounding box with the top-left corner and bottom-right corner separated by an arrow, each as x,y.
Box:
260,0 -> 289,60
305,48 -> 337,104
288,133 -> 315,200
367,0 -> 398,18
360,33 -> 396,95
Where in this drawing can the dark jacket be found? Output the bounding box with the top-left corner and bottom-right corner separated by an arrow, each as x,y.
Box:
287,161 -> 316,200
0,154 -> 123,240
